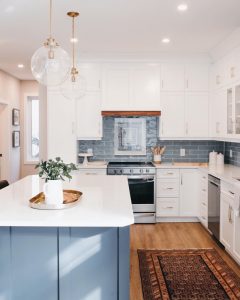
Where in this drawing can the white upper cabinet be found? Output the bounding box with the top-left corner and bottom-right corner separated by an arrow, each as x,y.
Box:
185,92 -> 209,137
131,65 -> 160,110
160,92 -> 185,138
102,65 -> 130,110
102,64 -> 160,111
210,89 -> 227,138
76,93 -> 102,140
161,64 -> 185,91
179,169 -> 199,217
47,88 -> 77,163
185,65 -> 209,91
79,64 -> 102,92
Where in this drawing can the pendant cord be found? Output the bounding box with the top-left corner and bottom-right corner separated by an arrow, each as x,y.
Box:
72,15 -> 75,69
49,0 -> 52,38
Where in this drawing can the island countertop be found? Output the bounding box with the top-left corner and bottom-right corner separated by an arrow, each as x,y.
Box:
0,175 -> 134,227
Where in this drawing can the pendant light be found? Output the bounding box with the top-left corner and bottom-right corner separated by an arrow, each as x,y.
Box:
60,11 -> 86,100
31,0 -> 70,86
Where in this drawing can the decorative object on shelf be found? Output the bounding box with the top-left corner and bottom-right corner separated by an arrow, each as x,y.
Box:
60,11 -> 86,99
12,131 -> 20,147
151,146 -> 166,164
114,118 -> 146,155
35,157 -> 77,205
29,189 -> 82,210
78,153 -> 93,166
12,108 -> 20,126
31,0 -> 70,86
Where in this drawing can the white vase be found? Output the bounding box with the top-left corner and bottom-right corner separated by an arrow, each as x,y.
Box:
43,180 -> 64,205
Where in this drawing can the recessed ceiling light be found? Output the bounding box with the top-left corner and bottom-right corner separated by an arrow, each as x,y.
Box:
162,38 -> 170,44
177,3 -> 188,11
17,64 -> 24,68
70,37 -> 78,43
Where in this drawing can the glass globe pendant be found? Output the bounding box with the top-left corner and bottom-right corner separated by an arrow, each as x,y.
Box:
31,0 -> 70,86
60,12 -> 86,100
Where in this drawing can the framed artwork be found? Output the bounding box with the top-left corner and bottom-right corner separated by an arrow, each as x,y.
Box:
114,118 -> 146,155
12,131 -> 20,148
12,109 -> 20,126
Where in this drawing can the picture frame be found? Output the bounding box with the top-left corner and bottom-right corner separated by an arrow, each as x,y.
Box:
12,108 -> 20,126
114,118 -> 146,155
12,131 -> 20,148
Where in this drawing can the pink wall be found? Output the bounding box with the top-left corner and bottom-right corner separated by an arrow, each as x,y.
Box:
0,70 -> 21,183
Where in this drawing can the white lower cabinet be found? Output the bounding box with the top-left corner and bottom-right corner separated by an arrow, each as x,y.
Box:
179,169 -> 199,217
156,198 -> 179,217
220,184 -> 234,251
198,170 -> 208,228
233,213 -> 240,263
156,168 -> 199,219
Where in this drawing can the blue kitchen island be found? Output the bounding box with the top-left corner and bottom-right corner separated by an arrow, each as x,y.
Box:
0,175 -> 134,300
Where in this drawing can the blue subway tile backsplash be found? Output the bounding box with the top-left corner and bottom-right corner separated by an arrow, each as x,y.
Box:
77,117 -> 237,164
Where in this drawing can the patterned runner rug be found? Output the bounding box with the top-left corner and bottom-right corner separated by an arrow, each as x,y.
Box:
138,248 -> 240,300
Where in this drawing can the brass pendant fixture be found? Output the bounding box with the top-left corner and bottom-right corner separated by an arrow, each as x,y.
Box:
60,11 -> 86,100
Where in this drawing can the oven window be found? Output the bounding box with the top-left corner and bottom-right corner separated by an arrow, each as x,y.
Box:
128,178 -> 154,205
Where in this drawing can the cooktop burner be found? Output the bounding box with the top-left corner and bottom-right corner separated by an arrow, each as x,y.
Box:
107,161 -> 155,175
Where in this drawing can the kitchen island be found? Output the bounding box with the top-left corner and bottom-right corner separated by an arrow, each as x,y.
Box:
0,175 -> 134,300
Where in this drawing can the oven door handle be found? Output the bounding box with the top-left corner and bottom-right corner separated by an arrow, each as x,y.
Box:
128,176 -> 154,180
128,177 -> 155,182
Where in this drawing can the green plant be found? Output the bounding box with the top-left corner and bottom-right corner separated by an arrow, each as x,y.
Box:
35,157 -> 78,182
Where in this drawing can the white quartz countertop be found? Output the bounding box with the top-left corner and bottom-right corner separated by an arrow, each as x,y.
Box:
199,164 -> 240,185
78,162 -> 107,169
0,175 -> 134,227
154,162 -> 240,185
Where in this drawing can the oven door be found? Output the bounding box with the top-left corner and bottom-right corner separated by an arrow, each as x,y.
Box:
128,176 -> 155,212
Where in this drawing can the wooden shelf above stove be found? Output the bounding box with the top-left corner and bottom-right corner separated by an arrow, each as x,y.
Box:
101,111 -> 161,117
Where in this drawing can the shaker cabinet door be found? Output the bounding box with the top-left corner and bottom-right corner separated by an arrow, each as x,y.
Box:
161,64 -> 185,91
102,66 -> 130,110
179,169 -> 199,217
159,92 -> 185,138
185,92 -> 209,138
131,65 -> 160,110
76,93 -> 102,140
185,64 -> 209,91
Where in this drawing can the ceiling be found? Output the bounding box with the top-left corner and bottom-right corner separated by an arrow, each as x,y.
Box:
0,0 -> 240,80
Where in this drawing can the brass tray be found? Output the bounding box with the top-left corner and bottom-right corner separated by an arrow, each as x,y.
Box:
29,190 -> 82,210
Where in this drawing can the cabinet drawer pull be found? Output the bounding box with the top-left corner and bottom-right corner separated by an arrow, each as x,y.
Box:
163,206 -> 174,209
166,172 -> 174,175
164,187 -> 174,190
202,216 -> 206,220
202,176 -> 206,179
229,190 -> 235,195
202,202 -> 206,206
85,173 -> 98,175
202,189 -> 206,192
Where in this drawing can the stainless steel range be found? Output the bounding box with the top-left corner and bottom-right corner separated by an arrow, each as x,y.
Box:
107,162 -> 156,223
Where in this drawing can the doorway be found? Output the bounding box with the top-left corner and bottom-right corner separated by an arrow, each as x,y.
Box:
0,103 -> 10,181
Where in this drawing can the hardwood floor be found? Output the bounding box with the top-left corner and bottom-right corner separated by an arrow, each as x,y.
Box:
130,222 -> 240,300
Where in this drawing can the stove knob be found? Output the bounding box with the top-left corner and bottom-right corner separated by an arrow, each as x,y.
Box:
140,169 -> 143,173
130,169 -> 133,174
146,169 -> 149,173
119,169 -> 122,174
114,170 -> 117,175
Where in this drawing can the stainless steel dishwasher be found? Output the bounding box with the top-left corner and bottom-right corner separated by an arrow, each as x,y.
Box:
208,175 -> 221,241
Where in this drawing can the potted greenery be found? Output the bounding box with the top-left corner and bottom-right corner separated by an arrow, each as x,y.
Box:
35,157 -> 77,205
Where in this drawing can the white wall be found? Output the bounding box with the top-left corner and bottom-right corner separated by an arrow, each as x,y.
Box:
0,70 -> 21,183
